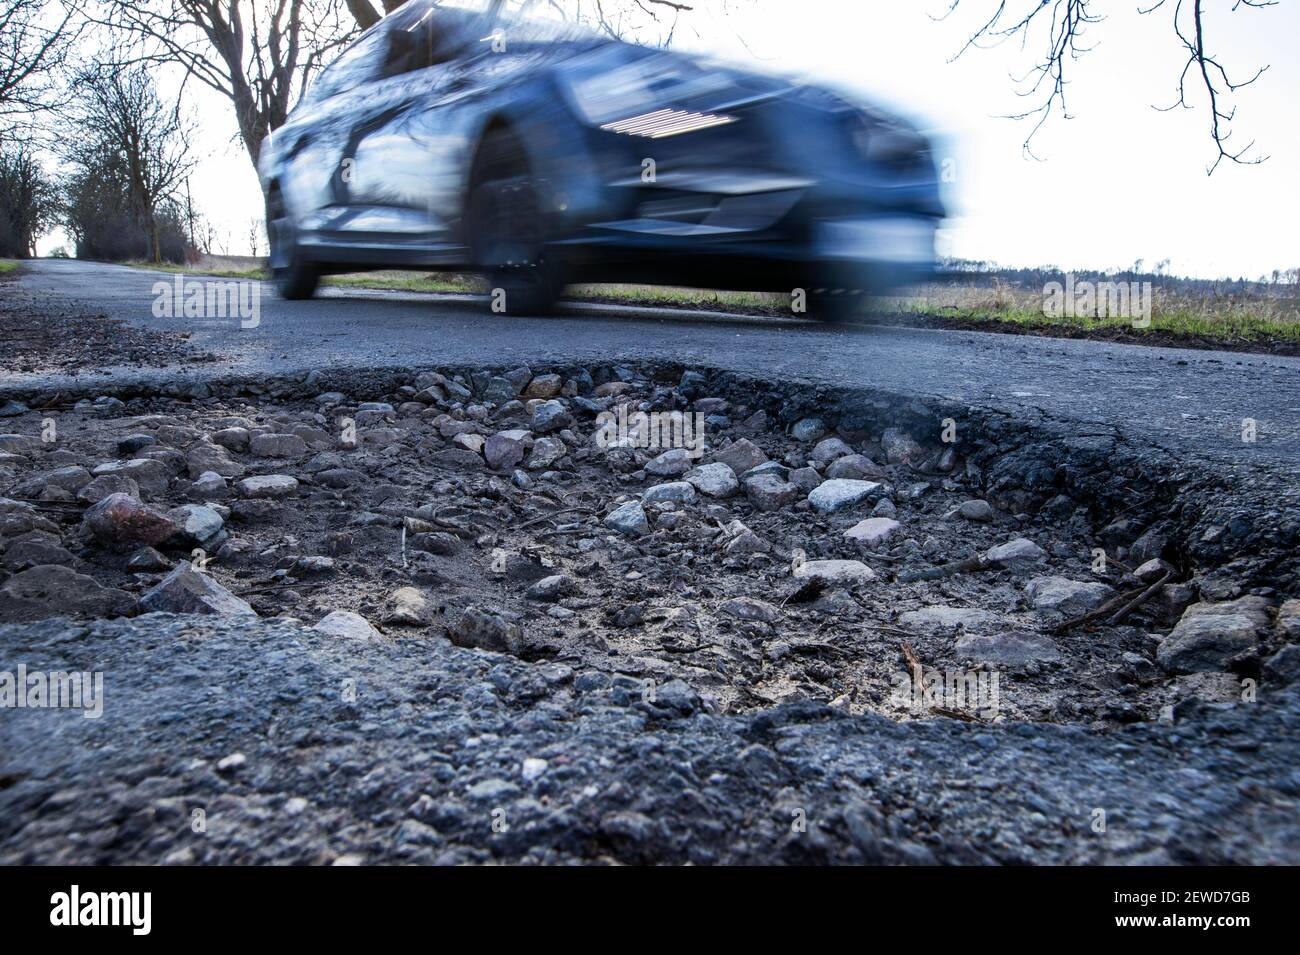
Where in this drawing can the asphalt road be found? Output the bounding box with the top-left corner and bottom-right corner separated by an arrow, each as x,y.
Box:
9,258 -> 1300,465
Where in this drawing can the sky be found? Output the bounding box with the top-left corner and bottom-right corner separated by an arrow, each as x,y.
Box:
40,0 -> 1300,280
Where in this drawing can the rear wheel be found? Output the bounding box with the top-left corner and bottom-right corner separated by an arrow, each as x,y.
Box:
465,130 -> 563,316
266,191 -> 319,300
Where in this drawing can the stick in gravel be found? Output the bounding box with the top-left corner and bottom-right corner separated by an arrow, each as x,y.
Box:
896,555 -> 988,584
1105,571 -> 1172,627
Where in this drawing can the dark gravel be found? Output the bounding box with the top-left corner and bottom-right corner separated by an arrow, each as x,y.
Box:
2,613 -> 1297,865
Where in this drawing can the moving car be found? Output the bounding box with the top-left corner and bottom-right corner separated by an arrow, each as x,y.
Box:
259,0 -> 945,319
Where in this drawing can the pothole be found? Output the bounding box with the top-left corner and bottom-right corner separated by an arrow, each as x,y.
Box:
1,362 -> 1295,727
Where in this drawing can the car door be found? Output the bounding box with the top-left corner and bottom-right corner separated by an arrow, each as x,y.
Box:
276,26 -> 390,238
330,6 -> 479,254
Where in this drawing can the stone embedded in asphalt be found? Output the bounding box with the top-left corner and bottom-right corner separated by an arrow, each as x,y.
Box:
684,462 -> 739,498
808,479 -> 883,514
791,417 -> 827,442
1,539 -> 77,571
0,564 -> 133,620
725,526 -> 770,555
531,400 -> 572,434
743,471 -> 800,511
1264,645 -> 1300,685
825,454 -> 883,480
604,501 -> 649,536
789,467 -> 822,492
525,574 -> 573,602
526,436 -> 566,470
165,504 -> 225,546
645,448 -> 694,477
293,555 -> 336,577
210,427 -> 250,452
881,428 -> 924,465
236,474 -> 299,498
1133,558 -> 1175,582
720,596 -> 781,623
710,438 -> 767,477
93,458 -> 174,494
1025,576 -> 1115,616
524,373 -> 563,399
15,465 -> 92,498
984,538 -> 1047,565
953,499 -> 994,522
484,430 -> 529,470
954,630 -> 1064,665
794,558 -> 874,586
0,399 -> 30,417
1278,599 -> 1300,639
450,606 -> 526,655
844,517 -> 901,547
313,610 -> 380,642
898,605 -> 1000,631
77,473 -> 141,504
0,434 -> 40,454
1156,596 -> 1271,674
249,433 -> 308,458
810,437 -> 853,464
642,481 -> 696,505
384,586 -> 433,626
138,563 -> 257,617
125,546 -> 173,572
189,471 -> 229,499
83,493 -> 179,547
185,443 -> 245,479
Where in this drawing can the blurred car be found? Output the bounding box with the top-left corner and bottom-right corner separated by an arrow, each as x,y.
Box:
259,0 -> 945,319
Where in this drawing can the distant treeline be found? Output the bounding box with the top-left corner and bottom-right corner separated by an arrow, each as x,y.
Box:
936,258 -> 1300,295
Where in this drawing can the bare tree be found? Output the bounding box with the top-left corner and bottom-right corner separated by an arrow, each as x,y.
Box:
0,0 -> 78,136
65,67 -> 198,262
0,145 -> 58,255
939,0 -> 1276,173
91,1 -> 359,169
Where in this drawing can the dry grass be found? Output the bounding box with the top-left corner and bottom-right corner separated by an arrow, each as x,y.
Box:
891,282 -> 1300,343
119,259 -> 1300,345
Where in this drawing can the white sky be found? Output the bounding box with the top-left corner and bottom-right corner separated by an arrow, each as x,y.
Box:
42,0 -> 1300,279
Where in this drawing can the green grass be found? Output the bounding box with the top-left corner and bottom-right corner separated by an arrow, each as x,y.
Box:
125,260 -> 268,280
119,260 -> 1300,345
0,259 -> 20,276
897,300 -> 1300,343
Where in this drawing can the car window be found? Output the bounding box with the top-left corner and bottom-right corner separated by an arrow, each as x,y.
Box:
381,5 -> 481,78
308,27 -> 389,103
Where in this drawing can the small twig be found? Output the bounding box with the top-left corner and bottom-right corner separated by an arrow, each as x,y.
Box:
1106,571 -> 1172,627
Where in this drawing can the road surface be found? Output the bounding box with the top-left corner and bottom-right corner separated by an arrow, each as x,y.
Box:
7,258 -> 1299,466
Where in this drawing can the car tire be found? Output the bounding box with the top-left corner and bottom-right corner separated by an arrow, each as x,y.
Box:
266,191 -> 319,301
466,130 -> 563,316
806,287 -> 867,324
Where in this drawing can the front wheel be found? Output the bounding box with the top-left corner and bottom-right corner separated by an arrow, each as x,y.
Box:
266,192 -> 319,300
465,132 -> 564,316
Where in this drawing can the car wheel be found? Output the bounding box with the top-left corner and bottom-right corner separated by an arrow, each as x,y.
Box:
466,131 -> 563,316
266,192 -> 319,300
806,287 -> 867,324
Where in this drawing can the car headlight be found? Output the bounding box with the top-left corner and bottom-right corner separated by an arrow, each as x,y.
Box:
565,51 -> 737,135
852,115 -> 929,164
